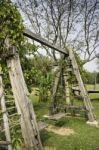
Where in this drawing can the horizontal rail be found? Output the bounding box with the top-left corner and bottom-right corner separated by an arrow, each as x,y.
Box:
72,88 -> 99,93
88,90 -> 99,93
0,141 -> 12,145
23,29 -> 68,56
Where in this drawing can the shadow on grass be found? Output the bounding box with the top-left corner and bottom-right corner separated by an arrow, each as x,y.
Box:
40,130 -> 52,144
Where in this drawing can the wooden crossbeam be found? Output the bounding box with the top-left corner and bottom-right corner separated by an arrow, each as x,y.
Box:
23,29 -> 68,56
0,46 -> 18,59
88,90 -> 99,94
0,141 -> 11,145
0,141 -> 12,150
65,105 -> 86,111
72,88 -> 99,94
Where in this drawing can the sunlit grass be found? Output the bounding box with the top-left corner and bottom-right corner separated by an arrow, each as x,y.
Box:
86,84 -> 99,99
30,86 -> 99,150
86,84 -> 99,90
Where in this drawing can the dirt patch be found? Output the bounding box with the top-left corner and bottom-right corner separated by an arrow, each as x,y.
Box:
45,125 -> 75,136
44,147 -> 56,150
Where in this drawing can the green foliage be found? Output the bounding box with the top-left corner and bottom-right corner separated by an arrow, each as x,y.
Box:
96,72 -> 99,83
86,72 -> 95,84
0,73 -> 23,150
2,65 -> 23,149
75,53 -> 88,82
0,0 -> 24,54
0,1 -> 25,144
11,126 -> 23,150
21,55 -> 53,101
86,72 -> 99,84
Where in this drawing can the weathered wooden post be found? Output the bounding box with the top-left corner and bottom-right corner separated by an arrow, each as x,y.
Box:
5,46 -> 42,150
49,58 -> 71,114
68,48 -> 97,123
0,71 -> 12,150
49,66 -> 62,115
64,76 -> 70,105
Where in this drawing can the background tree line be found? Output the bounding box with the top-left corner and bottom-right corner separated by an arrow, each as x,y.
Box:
86,71 -> 99,84
12,0 -> 99,64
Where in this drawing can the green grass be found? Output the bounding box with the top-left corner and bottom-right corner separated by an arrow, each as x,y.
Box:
86,84 -> 99,90
86,84 -> 99,100
41,118 -> 99,150
30,86 -> 99,150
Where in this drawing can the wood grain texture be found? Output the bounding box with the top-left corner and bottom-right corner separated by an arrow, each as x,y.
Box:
24,29 -> 68,56
7,47 -> 42,150
68,48 -> 96,122
0,74 -> 12,150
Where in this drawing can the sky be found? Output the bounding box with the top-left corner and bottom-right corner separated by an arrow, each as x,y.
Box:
84,59 -> 99,72
11,0 -> 99,73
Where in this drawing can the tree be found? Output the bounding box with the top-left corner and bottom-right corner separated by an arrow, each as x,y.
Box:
12,0 -> 99,63
96,72 -> 99,84
0,0 -> 24,56
86,72 -> 95,84
22,55 -> 53,101
0,1 -> 43,149
85,71 -> 99,85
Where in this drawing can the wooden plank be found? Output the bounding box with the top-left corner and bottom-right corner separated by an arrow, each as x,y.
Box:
68,48 -> 96,122
24,29 -> 68,56
64,75 -> 71,105
0,141 -> 11,150
65,105 -> 86,110
88,90 -> 99,93
0,46 -> 18,59
0,74 -> 12,150
0,141 -> 11,145
49,68 -> 62,115
44,113 -> 66,120
7,47 -> 43,150
72,88 -> 99,94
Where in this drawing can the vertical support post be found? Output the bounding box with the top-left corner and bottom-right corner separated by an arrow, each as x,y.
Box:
6,47 -> 42,150
0,72 -> 12,150
50,55 -> 70,114
64,76 -> 70,105
49,68 -> 61,115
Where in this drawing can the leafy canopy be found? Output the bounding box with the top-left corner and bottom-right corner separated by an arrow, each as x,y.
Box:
0,0 -> 24,54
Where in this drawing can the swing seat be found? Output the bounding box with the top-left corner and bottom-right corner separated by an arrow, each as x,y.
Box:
43,113 -> 66,120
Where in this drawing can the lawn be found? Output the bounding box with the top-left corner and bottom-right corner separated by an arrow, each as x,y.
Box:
86,84 -> 99,90
86,84 -> 99,99
30,85 -> 99,150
